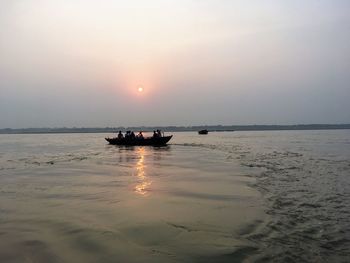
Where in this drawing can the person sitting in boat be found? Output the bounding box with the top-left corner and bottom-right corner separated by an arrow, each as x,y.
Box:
117,131 -> 124,139
125,131 -> 131,139
157,129 -> 162,137
130,131 -> 136,139
153,130 -> 158,138
137,131 -> 144,139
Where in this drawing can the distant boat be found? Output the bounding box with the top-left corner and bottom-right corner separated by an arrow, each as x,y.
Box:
198,129 -> 208,135
105,135 -> 173,146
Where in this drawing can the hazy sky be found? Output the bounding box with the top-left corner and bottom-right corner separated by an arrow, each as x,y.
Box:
1,0 -> 349,128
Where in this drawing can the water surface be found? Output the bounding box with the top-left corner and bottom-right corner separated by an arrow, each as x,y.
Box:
0,130 -> 349,262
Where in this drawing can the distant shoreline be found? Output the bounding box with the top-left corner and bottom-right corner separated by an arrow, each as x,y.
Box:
0,124 -> 349,134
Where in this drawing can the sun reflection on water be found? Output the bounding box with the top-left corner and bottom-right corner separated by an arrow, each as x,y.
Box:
134,147 -> 151,196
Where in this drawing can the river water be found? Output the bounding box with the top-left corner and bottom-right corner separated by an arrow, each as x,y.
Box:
0,130 -> 349,262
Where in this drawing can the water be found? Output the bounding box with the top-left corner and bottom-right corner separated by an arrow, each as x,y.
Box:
0,130 -> 349,262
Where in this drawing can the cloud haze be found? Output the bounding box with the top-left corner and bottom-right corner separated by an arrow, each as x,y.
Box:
1,0 -> 349,128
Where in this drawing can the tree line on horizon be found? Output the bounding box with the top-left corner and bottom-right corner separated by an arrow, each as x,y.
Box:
0,124 -> 349,134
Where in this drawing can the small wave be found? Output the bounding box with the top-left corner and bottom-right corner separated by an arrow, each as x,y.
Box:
196,246 -> 258,263
166,189 -> 250,201
167,223 -> 198,232
171,143 -> 219,150
171,143 -> 244,159
298,202 -> 322,209
6,154 -> 92,169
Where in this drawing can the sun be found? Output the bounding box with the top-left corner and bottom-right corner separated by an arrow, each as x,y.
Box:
138,86 -> 144,93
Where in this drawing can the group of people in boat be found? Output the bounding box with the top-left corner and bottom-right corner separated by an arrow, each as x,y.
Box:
117,130 -> 163,140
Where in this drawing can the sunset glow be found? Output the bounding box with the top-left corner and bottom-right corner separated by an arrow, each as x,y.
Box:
0,1 -> 349,127
0,1 -> 349,262
138,86 -> 144,93
134,147 -> 151,196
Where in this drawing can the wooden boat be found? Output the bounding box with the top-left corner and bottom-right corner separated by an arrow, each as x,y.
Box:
198,129 -> 208,135
105,135 -> 173,146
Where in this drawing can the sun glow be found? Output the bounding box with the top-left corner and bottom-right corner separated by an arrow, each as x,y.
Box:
138,86 -> 144,93
134,147 -> 151,196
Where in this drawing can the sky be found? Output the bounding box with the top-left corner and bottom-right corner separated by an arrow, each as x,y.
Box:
0,0 -> 349,128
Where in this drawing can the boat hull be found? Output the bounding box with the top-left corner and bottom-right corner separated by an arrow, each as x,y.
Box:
105,135 -> 173,146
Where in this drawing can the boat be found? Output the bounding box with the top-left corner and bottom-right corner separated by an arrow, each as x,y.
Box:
198,129 -> 208,135
105,135 -> 173,146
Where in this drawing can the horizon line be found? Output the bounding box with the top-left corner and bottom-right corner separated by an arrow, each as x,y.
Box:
1,123 -> 350,130
0,124 -> 349,134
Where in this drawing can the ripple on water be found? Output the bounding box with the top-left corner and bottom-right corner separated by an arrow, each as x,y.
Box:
235,141 -> 350,262
1,131 -> 349,262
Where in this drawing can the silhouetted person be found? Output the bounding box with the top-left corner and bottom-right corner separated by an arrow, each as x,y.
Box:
117,131 -> 124,139
153,130 -> 158,138
137,131 -> 144,139
130,131 -> 136,139
157,129 -> 162,137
